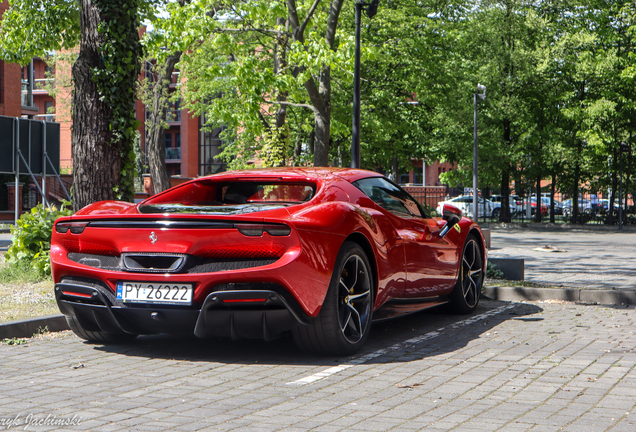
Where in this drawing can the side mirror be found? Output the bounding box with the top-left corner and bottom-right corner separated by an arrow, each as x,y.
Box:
439,204 -> 462,238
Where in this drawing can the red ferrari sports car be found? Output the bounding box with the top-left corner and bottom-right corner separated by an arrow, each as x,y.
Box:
51,168 -> 486,355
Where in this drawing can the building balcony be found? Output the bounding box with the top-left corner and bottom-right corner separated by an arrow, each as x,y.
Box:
166,147 -> 181,160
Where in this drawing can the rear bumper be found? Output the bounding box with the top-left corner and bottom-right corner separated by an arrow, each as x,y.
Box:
55,280 -> 311,341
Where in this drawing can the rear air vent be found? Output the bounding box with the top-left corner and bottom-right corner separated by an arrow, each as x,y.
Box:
121,254 -> 186,273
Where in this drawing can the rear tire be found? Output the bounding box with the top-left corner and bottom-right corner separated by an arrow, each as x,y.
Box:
66,315 -> 137,344
449,234 -> 483,314
293,242 -> 374,356
492,208 -> 501,219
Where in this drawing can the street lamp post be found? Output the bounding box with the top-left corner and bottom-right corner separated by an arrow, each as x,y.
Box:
351,0 -> 380,169
473,84 -> 486,221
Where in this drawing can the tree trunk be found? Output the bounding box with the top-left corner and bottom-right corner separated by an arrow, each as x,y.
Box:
609,146 -> 618,225
313,108 -> 330,167
287,0 -> 344,167
550,171 -> 556,224
572,140 -> 581,223
146,52 -> 181,195
500,118 -> 512,222
72,1 -> 120,212
535,173 -> 542,223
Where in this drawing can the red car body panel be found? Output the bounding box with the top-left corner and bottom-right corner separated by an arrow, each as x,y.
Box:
51,168 -> 486,338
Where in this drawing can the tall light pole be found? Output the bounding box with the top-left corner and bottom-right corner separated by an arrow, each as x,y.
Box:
351,0 -> 380,169
473,84 -> 486,221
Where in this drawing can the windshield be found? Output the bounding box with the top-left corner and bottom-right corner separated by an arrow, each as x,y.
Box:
139,180 -> 316,214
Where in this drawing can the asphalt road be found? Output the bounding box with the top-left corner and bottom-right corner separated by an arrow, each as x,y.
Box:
2,299 -> 636,431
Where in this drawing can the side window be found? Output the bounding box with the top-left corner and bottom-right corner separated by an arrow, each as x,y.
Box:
354,177 -> 427,218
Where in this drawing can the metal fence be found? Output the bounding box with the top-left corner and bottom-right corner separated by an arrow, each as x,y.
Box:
403,185 -> 634,226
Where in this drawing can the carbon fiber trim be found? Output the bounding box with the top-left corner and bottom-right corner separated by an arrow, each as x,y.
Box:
67,253 -> 120,270
65,253 -> 279,274
186,259 -> 277,273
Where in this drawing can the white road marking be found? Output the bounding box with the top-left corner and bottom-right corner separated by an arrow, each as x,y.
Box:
286,304 -> 515,386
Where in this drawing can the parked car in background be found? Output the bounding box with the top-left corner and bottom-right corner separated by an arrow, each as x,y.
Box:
599,199 -> 623,211
562,199 -> 591,216
489,195 -> 522,218
524,197 -> 549,215
534,196 -> 563,215
437,195 -> 494,219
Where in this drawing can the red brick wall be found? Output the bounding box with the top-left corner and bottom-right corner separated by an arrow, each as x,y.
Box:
180,110 -> 199,178
0,1 -> 25,117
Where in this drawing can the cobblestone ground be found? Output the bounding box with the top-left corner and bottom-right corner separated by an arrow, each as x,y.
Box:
1,300 -> 636,431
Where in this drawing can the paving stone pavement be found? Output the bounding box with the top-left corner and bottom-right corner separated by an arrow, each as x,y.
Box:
2,299 -> 636,431
487,228 -> 636,290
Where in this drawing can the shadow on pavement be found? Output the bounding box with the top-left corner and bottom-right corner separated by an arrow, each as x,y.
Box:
92,300 -> 543,366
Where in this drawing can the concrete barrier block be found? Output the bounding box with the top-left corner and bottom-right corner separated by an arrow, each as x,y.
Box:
488,258 -> 524,281
481,228 -> 491,249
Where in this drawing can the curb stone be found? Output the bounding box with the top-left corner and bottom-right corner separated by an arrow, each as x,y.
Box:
483,286 -> 636,306
2,288 -> 634,340
0,314 -> 69,339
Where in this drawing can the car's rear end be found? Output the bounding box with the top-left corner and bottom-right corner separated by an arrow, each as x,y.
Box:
50,175 -> 339,341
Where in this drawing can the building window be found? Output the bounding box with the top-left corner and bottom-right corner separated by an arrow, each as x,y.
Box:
165,132 -> 181,160
44,101 -> 55,122
199,126 -> 225,176
169,99 -> 181,122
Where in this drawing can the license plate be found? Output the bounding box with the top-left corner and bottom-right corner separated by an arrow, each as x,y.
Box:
116,282 -> 193,305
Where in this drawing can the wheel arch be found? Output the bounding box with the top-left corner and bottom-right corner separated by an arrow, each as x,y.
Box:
343,232 -> 378,302
468,227 -> 487,272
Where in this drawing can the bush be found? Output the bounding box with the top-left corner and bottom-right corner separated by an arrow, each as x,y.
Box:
486,261 -> 504,279
3,202 -> 72,279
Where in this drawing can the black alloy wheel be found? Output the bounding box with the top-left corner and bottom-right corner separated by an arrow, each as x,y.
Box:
292,242 -> 373,355
449,234 -> 483,314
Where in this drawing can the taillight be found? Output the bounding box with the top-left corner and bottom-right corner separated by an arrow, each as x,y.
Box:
60,239 -> 119,256
236,224 -> 291,237
56,222 -> 89,234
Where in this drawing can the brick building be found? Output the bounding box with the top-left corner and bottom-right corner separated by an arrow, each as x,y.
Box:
0,0 -> 226,182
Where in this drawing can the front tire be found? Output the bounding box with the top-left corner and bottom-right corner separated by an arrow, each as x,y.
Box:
492,208 -> 501,219
66,315 -> 137,344
449,234 -> 483,314
293,242 -> 374,356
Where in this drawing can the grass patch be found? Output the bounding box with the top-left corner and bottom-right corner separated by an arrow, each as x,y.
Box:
485,279 -> 570,289
0,257 -> 58,323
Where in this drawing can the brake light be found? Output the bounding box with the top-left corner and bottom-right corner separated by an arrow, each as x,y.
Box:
62,291 -> 93,299
221,298 -> 267,303
56,222 -> 89,234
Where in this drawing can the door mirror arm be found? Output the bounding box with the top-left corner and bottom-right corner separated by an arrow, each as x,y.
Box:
439,204 -> 462,238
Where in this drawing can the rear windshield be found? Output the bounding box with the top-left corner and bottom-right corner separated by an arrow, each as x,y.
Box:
139,180 -> 316,215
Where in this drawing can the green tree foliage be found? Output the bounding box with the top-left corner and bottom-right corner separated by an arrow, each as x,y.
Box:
180,0 -> 351,168
0,0 -> 146,209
